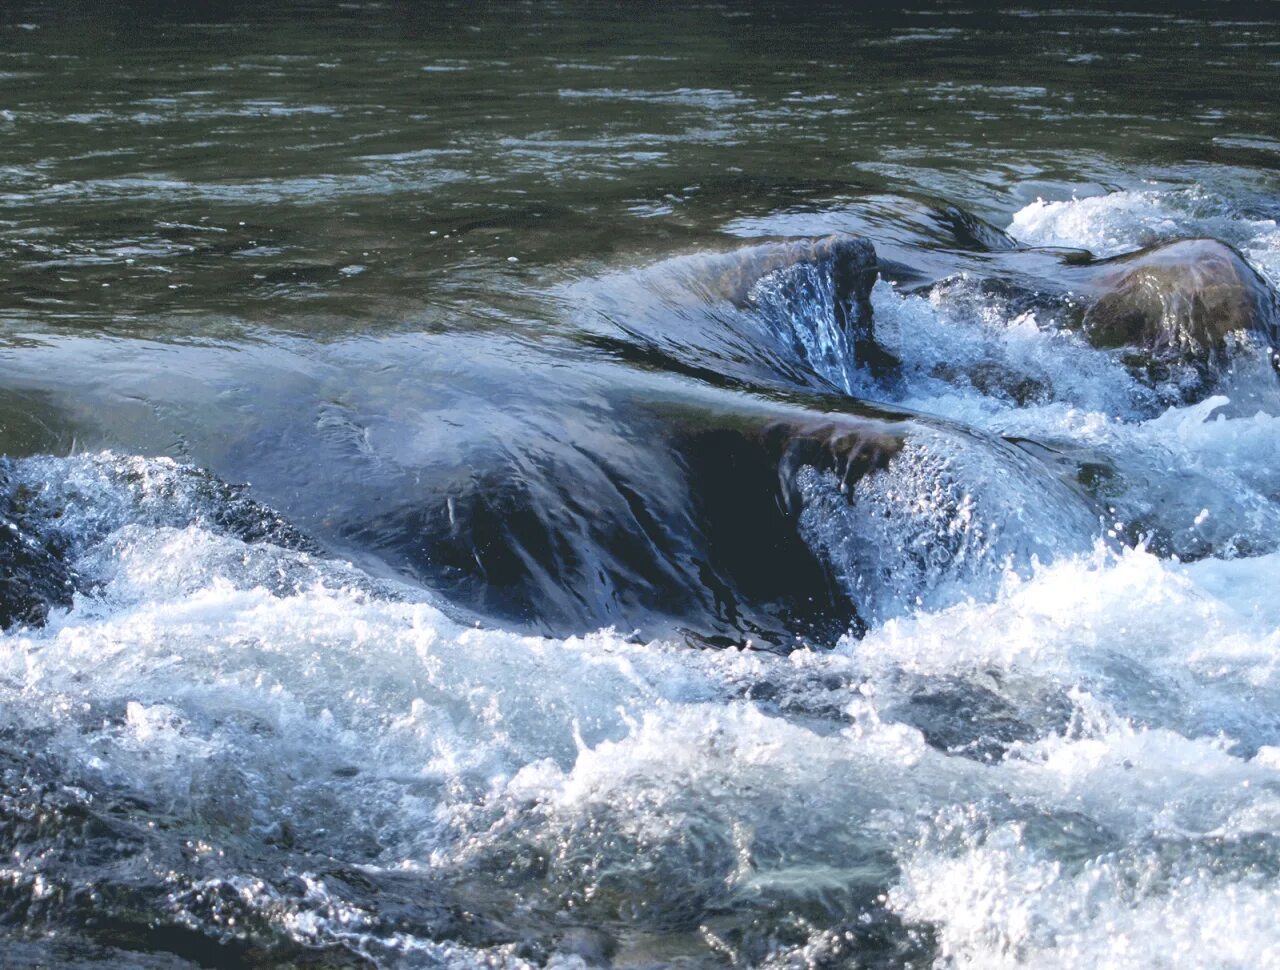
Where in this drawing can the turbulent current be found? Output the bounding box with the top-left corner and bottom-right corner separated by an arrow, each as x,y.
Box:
4,3 -> 1280,969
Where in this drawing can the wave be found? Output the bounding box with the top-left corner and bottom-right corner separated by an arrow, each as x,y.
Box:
5,476 -> 1280,966
4,182 -> 1280,966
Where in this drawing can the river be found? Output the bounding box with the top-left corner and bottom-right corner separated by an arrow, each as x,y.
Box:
3,3 -> 1280,968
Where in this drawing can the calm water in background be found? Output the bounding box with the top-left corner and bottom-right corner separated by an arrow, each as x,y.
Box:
3,3 -> 1280,968
2,1 -> 1278,340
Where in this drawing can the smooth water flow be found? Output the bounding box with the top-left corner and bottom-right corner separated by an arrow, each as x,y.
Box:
3,3 -> 1280,968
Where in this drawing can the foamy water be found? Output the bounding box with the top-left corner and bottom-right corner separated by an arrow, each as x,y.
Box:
1008,185 -> 1280,287
5,188 -> 1280,968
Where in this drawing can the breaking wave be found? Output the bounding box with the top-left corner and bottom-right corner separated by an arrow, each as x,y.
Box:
6,181 -> 1280,968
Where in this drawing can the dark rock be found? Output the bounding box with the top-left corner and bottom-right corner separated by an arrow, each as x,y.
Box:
937,204 -> 1019,252
562,233 -> 900,393
0,467 -> 75,630
0,509 -> 74,630
398,392 -> 910,650
742,235 -> 901,379
698,234 -> 878,308
884,674 -> 1074,764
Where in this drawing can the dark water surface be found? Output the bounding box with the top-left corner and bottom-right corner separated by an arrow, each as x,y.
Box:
3,3 -> 1280,968
3,1 -> 1278,335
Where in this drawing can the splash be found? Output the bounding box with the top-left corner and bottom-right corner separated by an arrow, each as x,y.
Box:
4,451 -> 1280,966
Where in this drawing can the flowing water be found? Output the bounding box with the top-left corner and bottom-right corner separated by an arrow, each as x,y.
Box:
3,3 -> 1280,967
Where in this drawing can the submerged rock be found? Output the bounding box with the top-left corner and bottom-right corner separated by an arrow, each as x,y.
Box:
562,232 -> 899,394
371,351 -> 1096,647
403,392 -> 912,649
1081,238 -> 1280,390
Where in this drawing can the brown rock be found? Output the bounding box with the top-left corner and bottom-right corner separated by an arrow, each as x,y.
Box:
1082,238 -> 1280,374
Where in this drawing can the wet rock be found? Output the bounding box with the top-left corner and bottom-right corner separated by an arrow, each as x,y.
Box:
884,673 -> 1074,764
562,233 -> 900,393
929,359 -> 1051,407
0,466 -> 75,630
1081,238 -> 1280,390
672,409 -> 908,644
742,235 -> 901,380
698,233 -> 878,308
555,927 -> 615,964
937,203 -> 1019,252
0,505 -> 74,630
405,392 -> 911,649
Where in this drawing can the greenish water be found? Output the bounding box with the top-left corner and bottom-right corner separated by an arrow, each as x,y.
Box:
2,2 -> 1277,338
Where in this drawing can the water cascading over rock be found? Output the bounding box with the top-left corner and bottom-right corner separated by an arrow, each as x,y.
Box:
1079,238 -> 1280,398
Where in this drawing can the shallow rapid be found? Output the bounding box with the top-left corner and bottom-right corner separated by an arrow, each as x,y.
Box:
3,4 -> 1280,969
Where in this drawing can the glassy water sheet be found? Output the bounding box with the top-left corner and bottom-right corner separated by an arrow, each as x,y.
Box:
3,3 -> 1280,969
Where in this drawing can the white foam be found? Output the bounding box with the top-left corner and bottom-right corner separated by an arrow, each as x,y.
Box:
796,424 -> 1097,624
867,267 -> 1280,565
1007,186 -> 1280,286
5,491 -> 1280,964
893,822 -> 1280,970
870,276 -> 1152,421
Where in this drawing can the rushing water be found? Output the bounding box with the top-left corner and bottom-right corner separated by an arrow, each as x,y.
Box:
3,3 -> 1280,968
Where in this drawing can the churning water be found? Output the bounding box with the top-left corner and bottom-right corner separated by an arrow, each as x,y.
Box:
3,3 -> 1280,968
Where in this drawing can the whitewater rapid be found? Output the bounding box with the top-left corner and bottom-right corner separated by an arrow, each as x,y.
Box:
5,187 -> 1280,968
